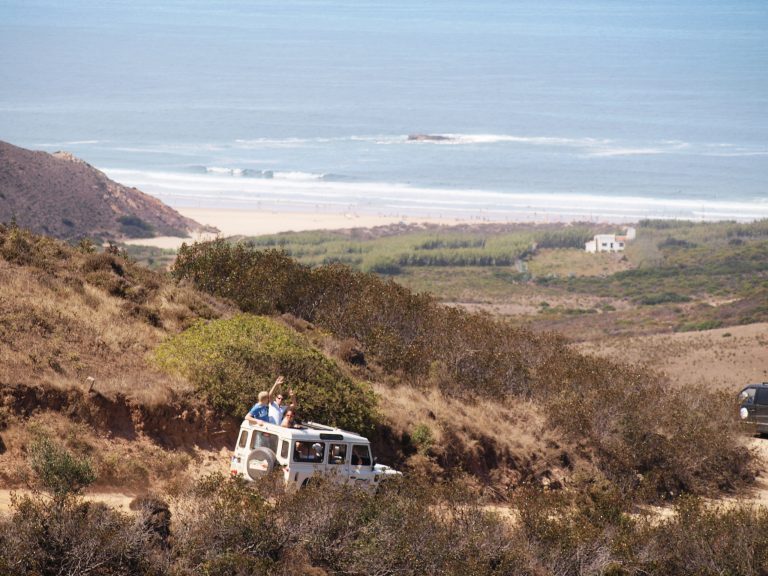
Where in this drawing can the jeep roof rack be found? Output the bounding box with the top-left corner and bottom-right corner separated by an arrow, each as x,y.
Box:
303,421 -> 360,437
303,421 -> 336,431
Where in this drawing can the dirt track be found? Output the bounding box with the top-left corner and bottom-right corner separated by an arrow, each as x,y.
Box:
0,489 -> 136,515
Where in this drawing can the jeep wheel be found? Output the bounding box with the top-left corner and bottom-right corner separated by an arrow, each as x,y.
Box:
245,447 -> 276,480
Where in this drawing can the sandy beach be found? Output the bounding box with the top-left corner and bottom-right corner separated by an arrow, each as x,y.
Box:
124,207 -> 484,249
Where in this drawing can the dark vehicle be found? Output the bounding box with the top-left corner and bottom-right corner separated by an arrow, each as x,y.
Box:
738,383 -> 768,433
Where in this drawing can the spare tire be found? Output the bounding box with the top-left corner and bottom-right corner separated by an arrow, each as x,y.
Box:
245,447 -> 276,480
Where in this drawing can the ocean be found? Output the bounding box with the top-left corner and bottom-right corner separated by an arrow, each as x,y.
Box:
1,0 -> 767,222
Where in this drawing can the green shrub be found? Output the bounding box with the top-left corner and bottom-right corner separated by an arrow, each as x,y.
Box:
411,423 -> 434,455
154,314 -> 377,433
638,292 -> 692,305
174,240 -> 301,315
28,436 -> 96,500
658,237 -> 697,249
676,319 -> 723,332
117,215 -> 155,238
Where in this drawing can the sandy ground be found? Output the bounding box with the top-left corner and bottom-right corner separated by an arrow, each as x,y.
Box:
0,489 -> 136,515
124,207 -> 478,249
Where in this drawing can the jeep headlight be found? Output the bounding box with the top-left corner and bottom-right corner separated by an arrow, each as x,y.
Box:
740,407 -> 749,420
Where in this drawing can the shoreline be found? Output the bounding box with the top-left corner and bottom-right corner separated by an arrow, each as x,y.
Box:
124,208 -> 495,249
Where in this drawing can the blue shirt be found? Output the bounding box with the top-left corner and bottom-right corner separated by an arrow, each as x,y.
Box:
247,403 -> 269,422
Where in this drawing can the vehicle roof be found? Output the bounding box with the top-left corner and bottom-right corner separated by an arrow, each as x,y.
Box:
742,383 -> 768,389
240,419 -> 370,443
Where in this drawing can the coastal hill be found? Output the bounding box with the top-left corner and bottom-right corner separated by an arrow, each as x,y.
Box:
0,225 -> 762,573
0,140 -> 215,241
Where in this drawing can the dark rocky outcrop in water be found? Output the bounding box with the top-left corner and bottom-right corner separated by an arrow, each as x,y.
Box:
0,140 -> 216,241
407,133 -> 453,142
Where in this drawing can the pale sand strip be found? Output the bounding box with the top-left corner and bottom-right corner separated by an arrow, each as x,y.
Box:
124,208 -> 478,249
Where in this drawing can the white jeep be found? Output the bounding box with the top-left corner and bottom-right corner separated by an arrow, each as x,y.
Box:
230,419 -> 401,490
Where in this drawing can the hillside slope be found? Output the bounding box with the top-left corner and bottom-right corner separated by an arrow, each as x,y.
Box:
0,140 -> 215,241
0,226 -> 586,499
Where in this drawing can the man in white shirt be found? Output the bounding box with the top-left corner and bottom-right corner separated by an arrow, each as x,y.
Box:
268,376 -> 296,425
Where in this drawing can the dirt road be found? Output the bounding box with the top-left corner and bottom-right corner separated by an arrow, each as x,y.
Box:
0,489 -> 136,515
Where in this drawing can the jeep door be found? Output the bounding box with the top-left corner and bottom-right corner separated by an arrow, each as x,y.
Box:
291,440 -> 327,486
327,442 -> 350,484
350,444 -> 375,488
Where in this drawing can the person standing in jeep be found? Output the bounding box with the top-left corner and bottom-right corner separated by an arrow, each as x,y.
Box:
245,391 -> 270,424
246,376 -> 291,424
269,376 -> 296,425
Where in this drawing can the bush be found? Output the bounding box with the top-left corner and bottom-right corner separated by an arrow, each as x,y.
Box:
171,474 -> 279,574
537,352 -> 754,500
411,423 -> 434,455
154,314 -> 377,433
273,476 -> 523,575
28,436 -> 96,500
174,240 -> 301,315
0,493 -> 159,575
638,292 -> 692,305
646,497 -> 768,574
117,215 -> 155,238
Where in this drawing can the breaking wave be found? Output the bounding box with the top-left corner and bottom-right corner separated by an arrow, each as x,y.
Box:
188,165 -> 335,181
103,167 -> 768,224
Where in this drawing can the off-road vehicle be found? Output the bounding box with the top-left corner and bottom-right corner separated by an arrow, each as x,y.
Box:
230,419 -> 400,490
738,382 -> 768,433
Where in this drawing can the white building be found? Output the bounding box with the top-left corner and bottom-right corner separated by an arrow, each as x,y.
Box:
585,233 -> 626,253
585,227 -> 636,253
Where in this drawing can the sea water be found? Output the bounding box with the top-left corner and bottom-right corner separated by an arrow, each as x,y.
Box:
1,0 -> 766,222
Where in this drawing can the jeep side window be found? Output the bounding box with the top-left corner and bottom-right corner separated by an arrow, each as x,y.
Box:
755,388 -> 768,406
329,443 -> 347,465
250,430 -> 278,452
351,445 -> 371,467
741,388 -> 757,404
280,440 -> 289,459
293,441 -> 326,463
238,430 -> 248,449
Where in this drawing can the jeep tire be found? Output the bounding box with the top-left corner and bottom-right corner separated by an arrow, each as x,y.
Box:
245,447 -> 276,480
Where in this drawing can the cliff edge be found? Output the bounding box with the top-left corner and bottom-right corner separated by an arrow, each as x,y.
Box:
0,140 -> 217,241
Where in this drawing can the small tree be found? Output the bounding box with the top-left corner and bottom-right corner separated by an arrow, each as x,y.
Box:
28,436 -> 96,502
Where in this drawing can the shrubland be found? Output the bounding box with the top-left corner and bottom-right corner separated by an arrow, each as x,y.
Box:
239,218 -> 768,337
3,449 -> 768,575
173,238 -> 754,502
0,222 -> 764,574
241,221 -> 596,272
535,219 -> 768,329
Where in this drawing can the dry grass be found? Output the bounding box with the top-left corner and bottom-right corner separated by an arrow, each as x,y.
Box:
0,233 -> 231,403
0,411 -> 229,494
576,322 -> 768,391
375,383 -> 580,493
527,248 -> 632,278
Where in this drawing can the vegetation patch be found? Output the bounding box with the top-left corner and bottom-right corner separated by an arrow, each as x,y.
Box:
638,292 -> 692,305
117,215 -> 155,239
154,314 -> 377,433
173,239 -> 755,500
